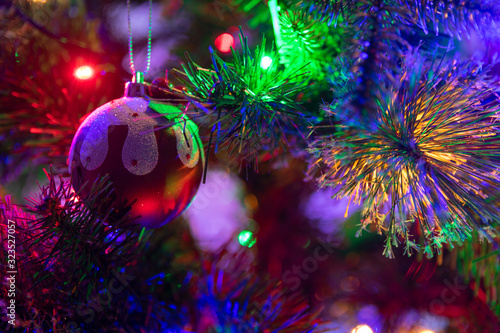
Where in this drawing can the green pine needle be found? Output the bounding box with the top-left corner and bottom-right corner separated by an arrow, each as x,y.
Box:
278,9 -> 345,92
178,29 -> 309,167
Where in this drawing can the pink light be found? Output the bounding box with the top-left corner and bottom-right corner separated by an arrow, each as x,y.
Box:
215,33 -> 235,53
75,66 -> 94,80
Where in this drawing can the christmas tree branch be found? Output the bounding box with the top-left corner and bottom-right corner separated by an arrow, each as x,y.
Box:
308,52 -> 500,258
396,0 -> 500,38
177,29 -> 309,168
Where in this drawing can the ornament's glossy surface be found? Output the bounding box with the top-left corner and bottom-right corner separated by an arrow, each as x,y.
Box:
69,97 -> 203,228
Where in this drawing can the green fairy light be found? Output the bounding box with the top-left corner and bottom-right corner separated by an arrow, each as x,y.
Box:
260,56 -> 273,70
238,230 -> 256,248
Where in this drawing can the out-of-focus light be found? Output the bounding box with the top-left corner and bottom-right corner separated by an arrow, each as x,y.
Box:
238,230 -> 256,248
340,275 -> 360,292
420,330 -> 435,333
31,0 -> 47,3
329,301 -> 349,317
75,66 -> 94,80
351,325 -> 373,333
215,33 -> 234,53
184,169 -> 248,252
260,56 -> 273,70
244,194 -> 258,210
302,188 -> 361,239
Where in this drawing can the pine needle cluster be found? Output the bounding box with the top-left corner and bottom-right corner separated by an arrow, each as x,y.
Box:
308,54 -> 500,258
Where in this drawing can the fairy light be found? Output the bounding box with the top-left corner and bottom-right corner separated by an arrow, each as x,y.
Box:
215,33 -> 234,53
419,330 -> 435,333
260,56 -> 273,70
351,325 -> 374,333
238,230 -> 256,248
74,66 -> 94,80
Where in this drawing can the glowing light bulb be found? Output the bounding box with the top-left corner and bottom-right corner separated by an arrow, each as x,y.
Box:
75,66 -> 94,80
215,33 -> 234,53
351,325 -> 374,333
238,230 -> 256,248
260,56 -> 273,70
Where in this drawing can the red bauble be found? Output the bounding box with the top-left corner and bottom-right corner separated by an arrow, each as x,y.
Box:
68,94 -> 204,228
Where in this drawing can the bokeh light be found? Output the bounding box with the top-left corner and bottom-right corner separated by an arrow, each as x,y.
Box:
74,66 -> 94,80
351,325 -> 374,333
184,169 -> 248,252
238,230 -> 256,248
302,188 -> 361,241
394,310 -> 448,333
215,33 -> 235,53
260,56 -> 273,70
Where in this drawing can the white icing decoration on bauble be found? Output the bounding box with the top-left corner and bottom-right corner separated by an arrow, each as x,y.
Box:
173,121 -> 200,168
78,97 -> 159,176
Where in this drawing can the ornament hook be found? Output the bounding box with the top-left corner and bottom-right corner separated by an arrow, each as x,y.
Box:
124,71 -> 146,98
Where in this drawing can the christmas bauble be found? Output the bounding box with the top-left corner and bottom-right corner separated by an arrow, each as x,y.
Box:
68,92 -> 204,228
